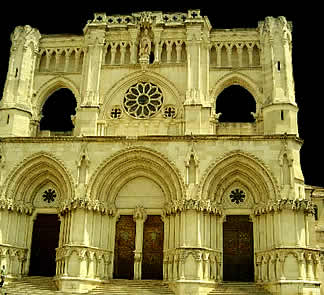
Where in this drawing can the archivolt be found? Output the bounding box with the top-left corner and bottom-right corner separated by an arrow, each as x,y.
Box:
198,150 -> 279,204
87,146 -> 185,203
210,72 -> 263,111
2,152 -> 75,204
99,70 -> 184,120
33,76 -> 81,117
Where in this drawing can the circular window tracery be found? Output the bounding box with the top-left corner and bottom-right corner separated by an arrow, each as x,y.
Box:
123,82 -> 163,119
229,189 -> 246,204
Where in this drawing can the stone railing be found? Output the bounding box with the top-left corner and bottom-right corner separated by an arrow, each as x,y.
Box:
88,10 -> 203,28
56,245 -> 113,280
255,248 -> 321,282
163,248 -> 222,282
0,244 -> 28,278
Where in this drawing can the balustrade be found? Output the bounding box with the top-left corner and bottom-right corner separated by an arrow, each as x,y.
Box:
255,249 -> 320,283
0,244 -> 28,278
56,246 -> 112,280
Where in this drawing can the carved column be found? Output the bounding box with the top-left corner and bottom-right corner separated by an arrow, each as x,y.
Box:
133,205 -> 147,280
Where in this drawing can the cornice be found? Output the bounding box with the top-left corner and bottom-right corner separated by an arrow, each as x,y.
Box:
0,134 -> 303,144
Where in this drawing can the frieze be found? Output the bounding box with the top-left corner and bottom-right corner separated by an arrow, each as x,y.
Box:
163,198 -> 223,216
0,198 -> 33,215
56,245 -> 112,263
59,197 -> 116,216
87,10 -> 203,29
254,199 -> 315,216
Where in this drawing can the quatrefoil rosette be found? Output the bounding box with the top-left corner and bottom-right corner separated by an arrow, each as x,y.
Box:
123,82 -> 164,119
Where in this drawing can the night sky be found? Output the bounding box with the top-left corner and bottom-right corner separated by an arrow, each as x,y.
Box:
0,3 -> 322,187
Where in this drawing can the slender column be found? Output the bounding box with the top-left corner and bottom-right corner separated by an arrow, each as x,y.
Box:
133,206 -> 147,280
306,253 -> 314,280
297,251 -> 305,280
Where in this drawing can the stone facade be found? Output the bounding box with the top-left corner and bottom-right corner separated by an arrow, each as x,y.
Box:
0,10 -> 322,295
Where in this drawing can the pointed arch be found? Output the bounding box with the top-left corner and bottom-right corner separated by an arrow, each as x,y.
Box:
100,70 -> 184,120
2,152 -> 75,204
198,150 -> 279,205
33,76 -> 81,117
87,147 -> 185,204
211,72 -> 263,113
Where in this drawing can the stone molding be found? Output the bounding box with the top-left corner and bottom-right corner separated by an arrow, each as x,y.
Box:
198,149 -> 280,202
59,197 -> 116,216
254,199 -> 315,216
1,151 -> 75,203
163,198 -> 223,216
87,146 -> 185,203
0,198 -> 33,215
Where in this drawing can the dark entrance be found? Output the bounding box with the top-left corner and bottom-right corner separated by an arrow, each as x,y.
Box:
142,215 -> 164,279
29,214 -> 60,276
223,215 -> 254,282
114,215 -> 136,279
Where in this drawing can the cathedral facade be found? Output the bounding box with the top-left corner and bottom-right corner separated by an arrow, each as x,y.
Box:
0,10 -> 323,295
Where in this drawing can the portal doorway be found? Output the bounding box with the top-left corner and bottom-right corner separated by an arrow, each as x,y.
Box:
114,215 -> 136,279
142,215 -> 164,279
223,215 -> 254,281
29,214 -> 60,276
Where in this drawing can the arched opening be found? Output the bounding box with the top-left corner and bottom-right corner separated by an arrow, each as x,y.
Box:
216,85 -> 256,122
39,88 -> 77,132
29,213 -> 60,276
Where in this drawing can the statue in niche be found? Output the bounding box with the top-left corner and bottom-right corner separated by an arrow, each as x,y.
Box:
139,29 -> 152,63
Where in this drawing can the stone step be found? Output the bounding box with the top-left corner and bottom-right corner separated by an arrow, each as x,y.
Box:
4,277 -> 174,295
3,276 -> 71,295
208,282 -> 271,295
88,280 -> 175,295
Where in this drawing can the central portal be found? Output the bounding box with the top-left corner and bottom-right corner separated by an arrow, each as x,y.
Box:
223,215 -> 254,282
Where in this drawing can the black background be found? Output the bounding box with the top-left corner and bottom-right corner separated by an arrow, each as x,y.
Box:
0,3 -> 322,187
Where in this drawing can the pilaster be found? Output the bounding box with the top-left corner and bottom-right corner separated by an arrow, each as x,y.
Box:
184,10 -> 212,135
75,23 -> 105,136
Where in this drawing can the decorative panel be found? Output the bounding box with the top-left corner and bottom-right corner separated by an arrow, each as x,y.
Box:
142,215 -> 164,279
114,215 -> 136,279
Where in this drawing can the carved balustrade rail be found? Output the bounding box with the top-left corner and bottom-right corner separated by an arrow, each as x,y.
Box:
56,245 -> 113,280
0,244 -> 28,278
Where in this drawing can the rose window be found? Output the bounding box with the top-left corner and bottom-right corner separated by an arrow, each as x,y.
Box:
229,189 -> 246,204
123,82 -> 163,119
42,189 -> 57,203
